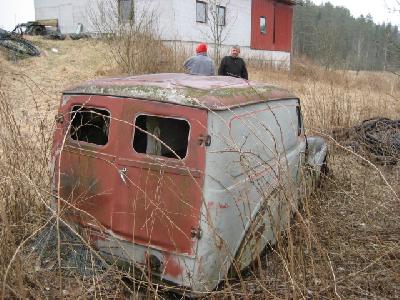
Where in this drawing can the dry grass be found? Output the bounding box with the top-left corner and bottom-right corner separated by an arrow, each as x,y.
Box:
250,61 -> 400,132
0,37 -> 399,299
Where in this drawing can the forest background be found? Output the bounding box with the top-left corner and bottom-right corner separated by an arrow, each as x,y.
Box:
293,0 -> 400,72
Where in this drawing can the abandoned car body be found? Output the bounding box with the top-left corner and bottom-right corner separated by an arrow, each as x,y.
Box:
52,73 -> 327,293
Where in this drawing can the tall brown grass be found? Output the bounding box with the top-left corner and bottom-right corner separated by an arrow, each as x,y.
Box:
0,38 -> 399,299
0,82 -> 50,298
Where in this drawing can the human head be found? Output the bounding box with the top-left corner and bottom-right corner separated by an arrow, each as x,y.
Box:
196,43 -> 208,54
231,45 -> 240,57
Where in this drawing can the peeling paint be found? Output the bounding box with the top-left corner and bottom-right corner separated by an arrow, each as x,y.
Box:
163,253 -> 184,277
53,74 -> 327,295
62,95 -> 72,106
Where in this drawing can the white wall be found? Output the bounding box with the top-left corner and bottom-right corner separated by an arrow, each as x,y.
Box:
158,0 -> 290,67
34,0 -> 92,33
135,0 -> 175,39
34,0 -> 253,46
163,0 -> 251,46
164,40 -> 290,69
33,0 -> 290,65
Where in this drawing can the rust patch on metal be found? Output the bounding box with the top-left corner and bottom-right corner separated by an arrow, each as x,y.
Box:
163,253 -> 183,277
106,97 -> 206,255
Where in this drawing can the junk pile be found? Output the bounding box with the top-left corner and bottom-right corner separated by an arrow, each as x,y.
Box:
31,222 -> 106,277
335,118 -> 400,165
70,23 -> 91,40
44,31 -> 66,40
12,20 -> 90,41
12,19 -> 59,36
0,28 -> 40,56
13,19 -> 66,40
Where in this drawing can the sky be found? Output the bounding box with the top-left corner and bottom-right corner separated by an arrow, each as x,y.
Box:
0,0 -> 398,31
0,0 -> 35,31
313,0 -> 399,25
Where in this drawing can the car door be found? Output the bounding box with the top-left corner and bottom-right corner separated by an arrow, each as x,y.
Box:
111,99 -> 207,256
56,95 -> 122,230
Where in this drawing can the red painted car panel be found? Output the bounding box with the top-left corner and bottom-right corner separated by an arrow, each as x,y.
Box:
54,94 -> 206,256
112,98 -> 207,255
55,95 -> 122,230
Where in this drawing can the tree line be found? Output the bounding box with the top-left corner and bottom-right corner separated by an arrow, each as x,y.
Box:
293,0 -> 400,71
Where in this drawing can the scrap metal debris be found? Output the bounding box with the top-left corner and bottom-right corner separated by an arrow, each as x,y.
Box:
44,31 -> 66,40
0,28 -> 40,56
334,118 -> 400,164
12,19 -> 59,36
31,223 -> 106,277
70,33 -> 91,40
70,23 -> 90,40
13,19 -> 66,40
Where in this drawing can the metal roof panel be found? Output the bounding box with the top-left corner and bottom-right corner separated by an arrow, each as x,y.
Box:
63,73 -> 297,110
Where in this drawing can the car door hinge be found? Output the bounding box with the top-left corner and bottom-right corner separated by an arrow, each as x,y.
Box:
190,226 -> 202,239
198,134 -> 211,146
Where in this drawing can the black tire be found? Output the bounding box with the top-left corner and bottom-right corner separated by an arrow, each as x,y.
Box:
316,155 -> 329,188
0,35 -> 40,56
33,26 -> 46,36
320,155 -> 329,177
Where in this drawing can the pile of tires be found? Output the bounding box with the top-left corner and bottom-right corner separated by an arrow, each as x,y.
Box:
358,118 -> 400,164
0,29 -> 40,56
336,117 -> 400,165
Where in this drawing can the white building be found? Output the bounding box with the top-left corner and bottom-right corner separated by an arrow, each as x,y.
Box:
34,0 -> 295,65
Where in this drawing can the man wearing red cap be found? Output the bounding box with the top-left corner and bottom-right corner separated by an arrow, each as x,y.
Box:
183,43 -> 216,76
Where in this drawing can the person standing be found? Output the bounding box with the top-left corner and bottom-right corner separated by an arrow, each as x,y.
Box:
183,43 -> 216,76
218,45 -> 248,80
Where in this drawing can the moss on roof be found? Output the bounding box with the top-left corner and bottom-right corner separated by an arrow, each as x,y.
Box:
63,74 -> 296,110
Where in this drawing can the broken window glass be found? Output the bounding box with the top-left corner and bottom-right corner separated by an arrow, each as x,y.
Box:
70,106 -> 110,146
133,115 -> 190,159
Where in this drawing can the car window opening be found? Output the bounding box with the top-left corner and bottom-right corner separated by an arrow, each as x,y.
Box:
70,106 -> 110,146
133,115 -> 190,159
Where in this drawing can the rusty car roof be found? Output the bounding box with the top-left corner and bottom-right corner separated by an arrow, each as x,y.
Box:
63,73 -> 297,111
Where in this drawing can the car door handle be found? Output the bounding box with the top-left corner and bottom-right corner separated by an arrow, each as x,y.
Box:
119,167 -> 127,184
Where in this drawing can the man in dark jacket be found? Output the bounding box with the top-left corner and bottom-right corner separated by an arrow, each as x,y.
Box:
218,45 -> 248,80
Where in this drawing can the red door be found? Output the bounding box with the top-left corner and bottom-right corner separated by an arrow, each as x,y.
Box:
56,95 -> 123,230
274,2 -> 293,52
251,0 -> 293,52
111,99 -> 207,256
251,0 -> 275,50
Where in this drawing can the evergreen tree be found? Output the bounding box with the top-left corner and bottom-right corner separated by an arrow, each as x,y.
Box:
293,1 -> 400,71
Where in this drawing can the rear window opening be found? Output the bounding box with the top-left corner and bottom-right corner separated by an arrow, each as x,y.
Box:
133,115 -> 190,159
70,106 -> 110,146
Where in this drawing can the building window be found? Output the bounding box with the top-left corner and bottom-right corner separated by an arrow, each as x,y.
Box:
133,115 -> 190,159
119,0 -> 134,22
217,5 -> 226,26
260,16 -> 266,34
70,106 -> 110,146
196,1 -> 207,23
